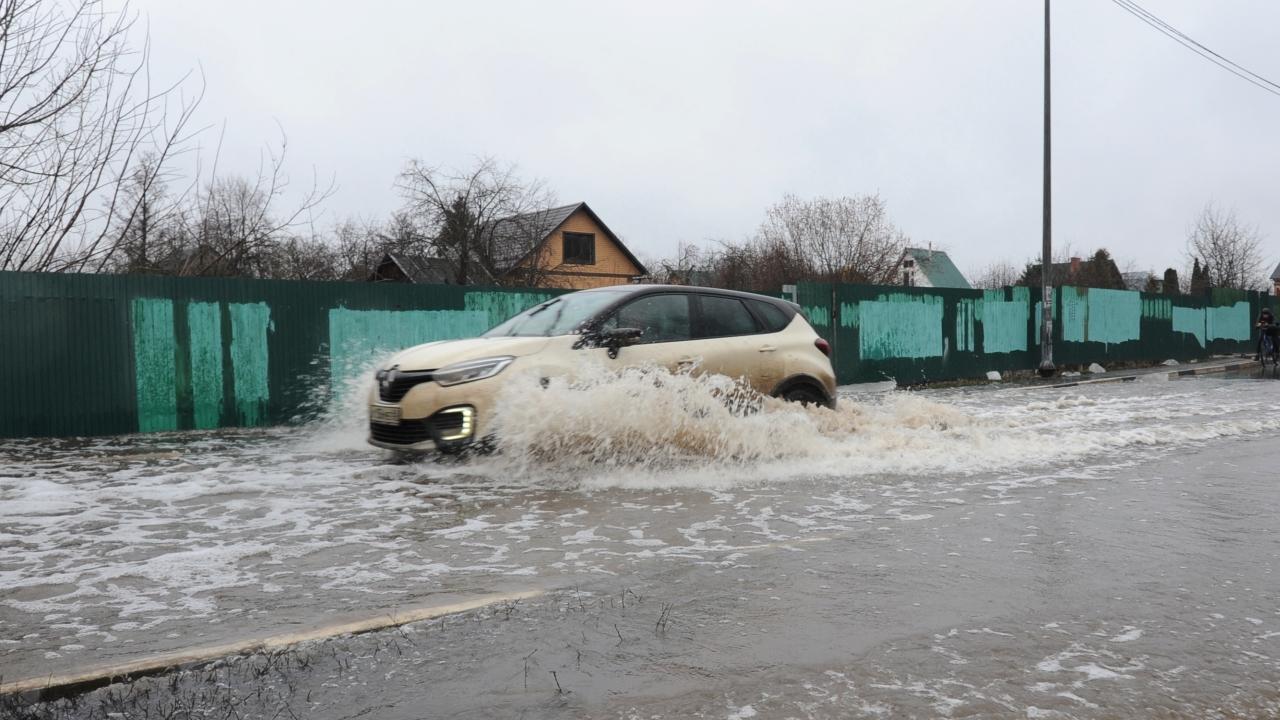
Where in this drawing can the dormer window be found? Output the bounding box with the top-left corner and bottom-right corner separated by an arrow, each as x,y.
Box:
563,232 -> 596,265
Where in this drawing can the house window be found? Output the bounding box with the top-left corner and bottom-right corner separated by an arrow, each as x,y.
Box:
563,232 -> 596,265
903,258 -> 915,268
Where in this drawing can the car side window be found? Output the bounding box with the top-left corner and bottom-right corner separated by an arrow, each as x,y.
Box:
748,299 -> 792,333
697,295 -> 760,338
601,294 -> 692,344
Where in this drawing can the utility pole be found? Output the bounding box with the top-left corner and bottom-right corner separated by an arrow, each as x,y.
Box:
1038,0 -> 1055,377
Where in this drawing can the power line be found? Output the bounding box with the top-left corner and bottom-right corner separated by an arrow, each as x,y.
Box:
1114,0 -> 1280,91
1109,0 -> 1280,98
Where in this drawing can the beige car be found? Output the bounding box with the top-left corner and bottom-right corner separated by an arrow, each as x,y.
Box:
367,285 -> 836,452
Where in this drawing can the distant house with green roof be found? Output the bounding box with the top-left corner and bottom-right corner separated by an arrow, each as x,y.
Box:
896,247 -> 971,289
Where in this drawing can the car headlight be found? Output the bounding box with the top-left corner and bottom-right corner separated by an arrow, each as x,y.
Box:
434,356 -> 515,387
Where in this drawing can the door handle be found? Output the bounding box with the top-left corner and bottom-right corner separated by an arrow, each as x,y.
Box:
758,345 -> 778,353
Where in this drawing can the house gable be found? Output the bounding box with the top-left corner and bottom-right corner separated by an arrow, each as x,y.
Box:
370,254 -> 412,283
369,253 -> 455,284
515,203 -> 647,289
899,248 -> 971,290
368,203 -> 647,290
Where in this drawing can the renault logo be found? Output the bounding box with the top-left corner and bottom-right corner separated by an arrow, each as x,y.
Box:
380,365 -> 399,392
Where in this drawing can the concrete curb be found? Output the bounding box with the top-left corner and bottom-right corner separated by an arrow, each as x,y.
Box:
1170,359 -> 1262,378
1,589 -> 544,701
1019,358 -> 1261,391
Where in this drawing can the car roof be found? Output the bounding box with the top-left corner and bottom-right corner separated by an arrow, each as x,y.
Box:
578,284 -> 799,312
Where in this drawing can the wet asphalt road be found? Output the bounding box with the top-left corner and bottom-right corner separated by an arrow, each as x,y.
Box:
3,371 -> 1280,718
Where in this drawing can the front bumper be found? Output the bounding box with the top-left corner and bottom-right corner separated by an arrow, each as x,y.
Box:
368,405 -> 476,452
367,370 -> 501,452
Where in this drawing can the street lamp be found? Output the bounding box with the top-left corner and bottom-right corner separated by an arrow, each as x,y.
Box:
1038,0 -> 1056,377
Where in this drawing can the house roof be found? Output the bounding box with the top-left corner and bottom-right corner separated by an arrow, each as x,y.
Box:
493,201 -> 648,276
1054,257 -> 1120,283
904,247 -> 970,289
487,203 -> 583,271
372,202 -> 648,285
1270,260 -> 1280,281
374,253 -> 455,284
1120,271 -> 1153,291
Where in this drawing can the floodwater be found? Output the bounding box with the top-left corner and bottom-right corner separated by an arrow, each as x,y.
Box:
2,368 -> 1279,718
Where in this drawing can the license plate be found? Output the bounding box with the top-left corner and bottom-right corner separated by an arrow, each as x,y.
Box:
370,404 -> 401,425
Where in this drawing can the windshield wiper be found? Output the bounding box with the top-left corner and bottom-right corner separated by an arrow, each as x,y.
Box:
524,299 -> 560,317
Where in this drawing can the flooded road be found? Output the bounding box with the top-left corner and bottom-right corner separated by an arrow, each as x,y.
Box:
3,371 -> 1279,717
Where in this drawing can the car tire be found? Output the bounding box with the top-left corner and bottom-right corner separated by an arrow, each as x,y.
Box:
781,385 -> 827,407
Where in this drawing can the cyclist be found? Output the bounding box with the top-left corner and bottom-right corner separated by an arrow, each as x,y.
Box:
1257,307 -> 1279,361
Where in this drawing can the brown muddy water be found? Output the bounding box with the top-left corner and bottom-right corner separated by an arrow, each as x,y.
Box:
2,372 -> 1279,718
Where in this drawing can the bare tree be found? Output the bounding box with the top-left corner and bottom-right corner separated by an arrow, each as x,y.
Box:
969,260 -> 1021,289
329,216 -> 388,280
1187,203 -> 1266,291
755,194 -> 907,284
140,130 -> 334,277
323,211 -> 429,280
642,194 -> 910,293
645,241 -> 712,285
372,211 -> 425,257
258,234 -> 340,281
396,156 -> 558,286
102,153 -> 184,274
707,236 -> 806,292
0,0 -> 202,272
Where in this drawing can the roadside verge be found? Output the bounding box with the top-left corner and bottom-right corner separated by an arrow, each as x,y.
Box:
1,589 -> 544,701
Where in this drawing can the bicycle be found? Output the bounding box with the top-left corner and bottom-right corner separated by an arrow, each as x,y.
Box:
1261,332 -> 1280,367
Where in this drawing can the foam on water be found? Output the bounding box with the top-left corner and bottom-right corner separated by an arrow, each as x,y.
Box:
472,365 -> 1280,489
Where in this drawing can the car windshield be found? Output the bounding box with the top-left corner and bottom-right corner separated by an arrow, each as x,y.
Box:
482,289 -> 629,337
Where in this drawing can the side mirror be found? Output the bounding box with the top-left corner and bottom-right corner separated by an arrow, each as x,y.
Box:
601,327 -> 642,358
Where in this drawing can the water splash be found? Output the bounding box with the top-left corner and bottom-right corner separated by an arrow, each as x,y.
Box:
488,365 -> 811,470
299,354 -> 392,452
302,355 -> 1280,490
479,365 -> 1021,487
473,366 -> 1280,488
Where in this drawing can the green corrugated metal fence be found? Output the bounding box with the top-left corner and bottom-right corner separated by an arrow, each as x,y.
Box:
0,272 -> 561,439
798,281 -> 1271,385
0,272 -> 1271,439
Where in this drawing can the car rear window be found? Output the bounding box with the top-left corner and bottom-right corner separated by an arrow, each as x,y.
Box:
698,295 -> 759,337
748,299 -> 792,333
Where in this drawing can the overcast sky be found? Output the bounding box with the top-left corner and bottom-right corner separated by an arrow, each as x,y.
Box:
134,0 -> 1279,279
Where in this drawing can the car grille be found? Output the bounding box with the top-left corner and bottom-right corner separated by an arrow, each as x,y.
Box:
369,418 -> 432,445
369,409 -> 468,446
378,370 -> 435,402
